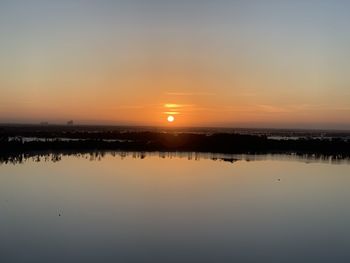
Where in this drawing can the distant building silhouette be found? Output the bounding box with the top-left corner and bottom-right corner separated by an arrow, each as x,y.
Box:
40,122 -> 49,126
67,120 -> 74,126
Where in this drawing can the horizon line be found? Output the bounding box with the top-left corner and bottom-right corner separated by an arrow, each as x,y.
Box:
1,122 -> 350,132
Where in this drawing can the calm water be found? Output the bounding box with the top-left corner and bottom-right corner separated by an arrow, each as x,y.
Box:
1,152 -> 350,263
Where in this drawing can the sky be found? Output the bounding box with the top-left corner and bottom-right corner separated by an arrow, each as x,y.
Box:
1,0 -> 350,129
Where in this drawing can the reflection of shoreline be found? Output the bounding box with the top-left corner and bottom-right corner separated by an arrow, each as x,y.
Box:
1,151 -> 349,165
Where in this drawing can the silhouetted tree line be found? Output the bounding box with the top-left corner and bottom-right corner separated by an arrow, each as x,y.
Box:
1,127 -> 350,159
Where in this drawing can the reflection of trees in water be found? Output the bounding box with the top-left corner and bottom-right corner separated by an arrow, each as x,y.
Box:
0,151 -> 349,165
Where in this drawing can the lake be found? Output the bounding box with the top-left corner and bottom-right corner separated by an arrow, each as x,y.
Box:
1,152 -> 350,262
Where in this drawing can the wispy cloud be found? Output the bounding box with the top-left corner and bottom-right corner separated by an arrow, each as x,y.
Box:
164,103 -> 194,109
163,111 -> 180,115
334,106 -> 350,111
256,104 -> 292,113
165,92 -> 215,96
103,105 -> 146,110
163,103 -> 195,115
254,104 -> 342,114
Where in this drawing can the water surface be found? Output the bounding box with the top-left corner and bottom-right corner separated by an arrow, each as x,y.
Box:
1,153 -> 350,262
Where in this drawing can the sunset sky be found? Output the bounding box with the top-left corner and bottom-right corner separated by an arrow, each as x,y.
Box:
1,0 -> 350,129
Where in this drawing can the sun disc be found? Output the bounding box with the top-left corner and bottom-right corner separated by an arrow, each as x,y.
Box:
167,115 -> 175,122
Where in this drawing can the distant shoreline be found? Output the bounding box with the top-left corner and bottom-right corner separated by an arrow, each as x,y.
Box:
1,123 -> 350,133
1,125 -> 350,159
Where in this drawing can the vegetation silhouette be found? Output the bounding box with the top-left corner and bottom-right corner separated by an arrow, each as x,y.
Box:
0,151 -> 348,166
1,125 -> 350,162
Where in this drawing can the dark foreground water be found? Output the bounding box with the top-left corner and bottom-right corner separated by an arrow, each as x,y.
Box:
1,152 -> 350,263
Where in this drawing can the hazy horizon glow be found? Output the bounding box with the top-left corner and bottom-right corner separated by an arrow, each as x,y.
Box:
1,0 -> 350,129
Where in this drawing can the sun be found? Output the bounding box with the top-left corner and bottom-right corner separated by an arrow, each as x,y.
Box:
167,115 -> 175,123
